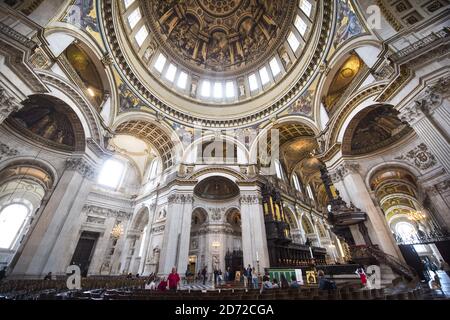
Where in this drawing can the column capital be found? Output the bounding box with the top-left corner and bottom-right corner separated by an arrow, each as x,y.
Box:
399,75 -> 450,125
329,161 -> 360,183
65,157 -> 97,180
240,194 -> 261,205
168,193 -> 194,204
0,87 -> 22,120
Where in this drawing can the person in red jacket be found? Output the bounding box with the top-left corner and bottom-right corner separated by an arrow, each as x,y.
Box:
157,277 -> 168,291
167,267 -> 180,291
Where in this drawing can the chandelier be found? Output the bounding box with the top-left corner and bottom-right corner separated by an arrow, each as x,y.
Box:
111,223 -> 124,239
408,210 -> 426,222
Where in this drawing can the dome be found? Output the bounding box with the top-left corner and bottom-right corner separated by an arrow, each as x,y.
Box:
105,0 -> 332,126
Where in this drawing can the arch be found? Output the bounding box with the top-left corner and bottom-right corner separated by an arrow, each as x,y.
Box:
191,207 -> 209,226
284,206 -> 299,230
131,206 -> 150,232
112,115 -> 181,170
194,176 -> 240,201
300,214 -> 314,234
188,167 -> 247,181
0,158 -> 57,191
182,133 -> 250,165
249,117 -> 319,167
364,161 -> 421,189
5,94 -> 86,152
37,70 -> 103,145
44,25 -> 118,124
314,39 -> 382,130
341,104 -> 412,156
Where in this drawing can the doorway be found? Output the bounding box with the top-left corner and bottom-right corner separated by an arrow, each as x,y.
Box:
71,231 -> 99,277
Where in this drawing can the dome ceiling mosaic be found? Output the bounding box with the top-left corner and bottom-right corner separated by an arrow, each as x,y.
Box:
146,0 -> 294,75
103,0 -> 332,126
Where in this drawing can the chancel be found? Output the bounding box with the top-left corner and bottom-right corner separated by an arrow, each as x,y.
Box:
0,0 -> 449,303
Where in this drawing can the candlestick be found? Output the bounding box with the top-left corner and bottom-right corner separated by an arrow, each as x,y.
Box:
256,251 -> 259,261
309,246 -> 314,259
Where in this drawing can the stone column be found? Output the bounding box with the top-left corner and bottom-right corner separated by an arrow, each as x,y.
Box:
239,190 -> 270,271
399,77 -> 450,173
330,162 -> 404,260
425,181 -> 450,230
11,157 -> 98,277
0,87 -> 22,124
158,193 -> 193,275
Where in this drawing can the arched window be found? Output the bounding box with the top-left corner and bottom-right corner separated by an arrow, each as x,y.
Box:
306,184 -> 315,201
138,226 -> 147,258
292,173 -> 302,192
147,158 -> 159,181
274,159 -> 285,180
395,222 -> 417,242
98,159 -> 125,189
0,203 -> 30,249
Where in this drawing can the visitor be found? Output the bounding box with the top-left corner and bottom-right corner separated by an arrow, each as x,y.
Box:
252,269 -> 258,289
145,277 -> 156,290
355,266 -> 367,288
135,273 -> 140,278
185,266 -> 191,284
245,264 -> 253,288
440,259 -> 450,277
43,272 -> 52,280
214,268 -> 219,285
218,269 -> 223,285
272,278 -> 280,289
157,277 -> 168,291
280,274 -> 289,289
263,277 -> 273,289
290,275 -> 300,289
202,266 -> 208,285
225,267 -> 231,282
168,267 -> 180,291
318,270 -> 337,291
126,273 -> 133,279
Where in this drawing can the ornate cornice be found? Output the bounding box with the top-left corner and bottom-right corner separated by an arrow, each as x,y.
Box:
0,142 -> 19,160
83,204 -> 132,220
0,87 -> 22,119
65,158 -> 97,180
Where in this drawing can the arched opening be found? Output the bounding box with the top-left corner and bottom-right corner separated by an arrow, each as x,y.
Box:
125,207 -> 149,275
0,161 -> 54,269
63,42 -> 106,110
342,104 -> 412,156
5,94 -> 86,152
369,166 -> 446,280
321,52 -> 366,115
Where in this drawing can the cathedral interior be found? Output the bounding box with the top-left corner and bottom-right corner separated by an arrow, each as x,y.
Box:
0,0 -> 449,303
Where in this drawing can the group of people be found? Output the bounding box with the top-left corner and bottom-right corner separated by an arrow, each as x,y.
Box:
144,267 -> 181,291
261,273 -> 301,290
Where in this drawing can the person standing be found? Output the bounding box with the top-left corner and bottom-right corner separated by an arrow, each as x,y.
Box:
201,266 -> 208,285
355,266 -> 367,288
245,264 -> 253,288
167,267 -> 180,291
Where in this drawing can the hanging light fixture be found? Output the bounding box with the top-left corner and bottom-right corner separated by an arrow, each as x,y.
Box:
111,222 -> 124,239
408,210 -> 426,222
